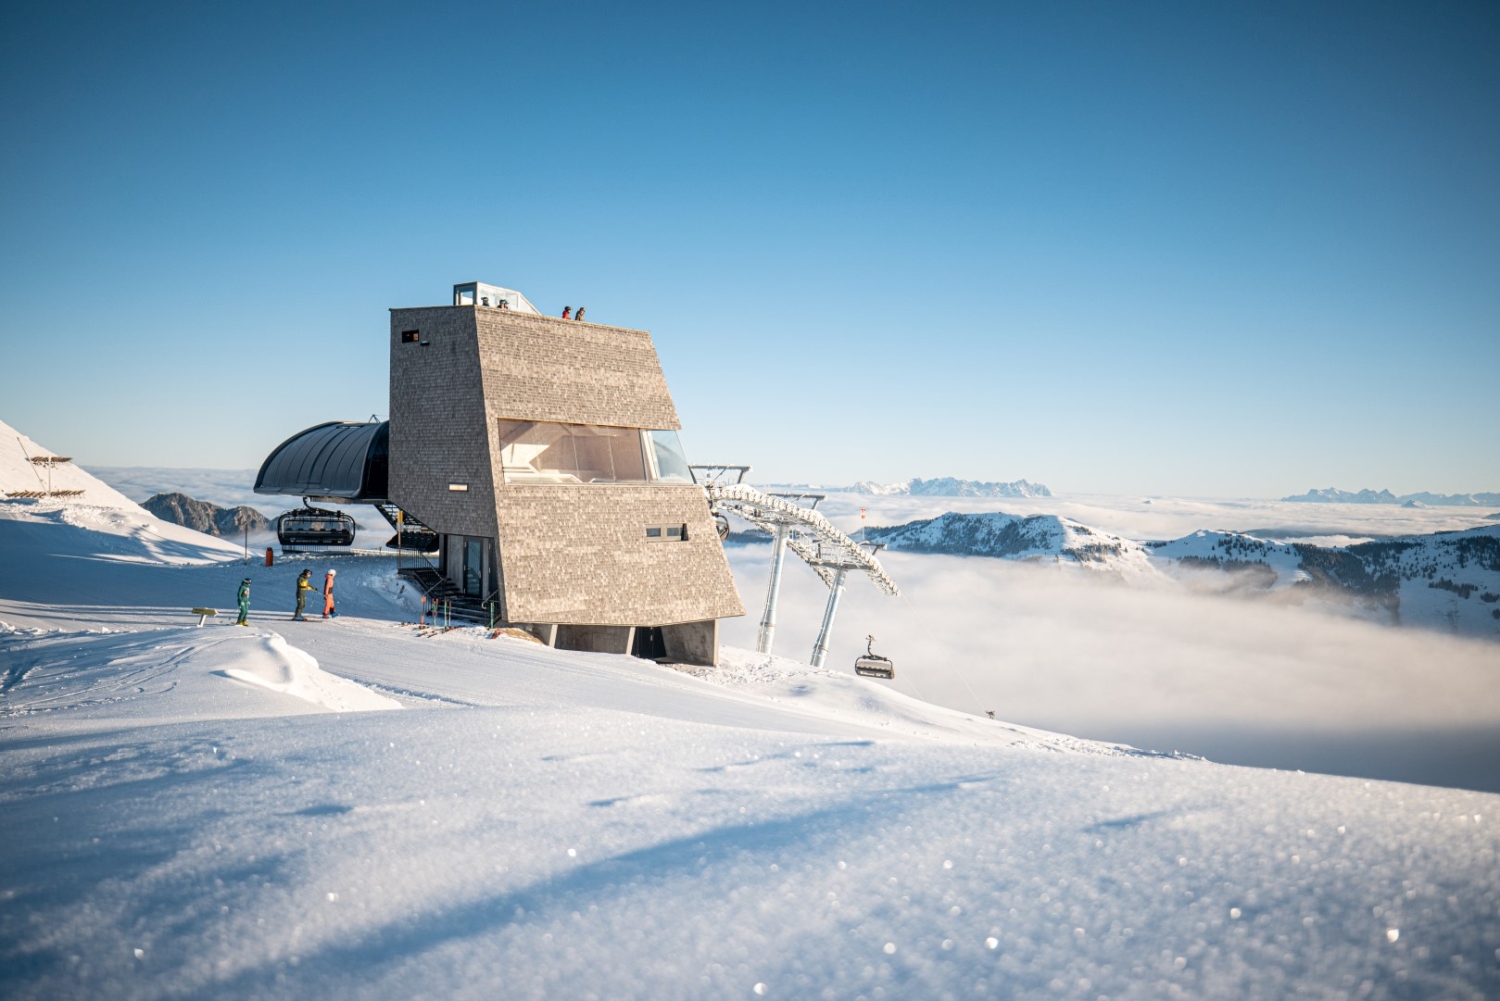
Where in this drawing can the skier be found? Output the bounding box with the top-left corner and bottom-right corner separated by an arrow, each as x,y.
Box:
236,577 -> 252,626
561,305 -> 572,320
322,569 -> 338,618
293,568 -> 316,621
575,306 -> 585,322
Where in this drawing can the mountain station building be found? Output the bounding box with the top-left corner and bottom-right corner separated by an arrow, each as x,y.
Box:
255,282 -> 744,665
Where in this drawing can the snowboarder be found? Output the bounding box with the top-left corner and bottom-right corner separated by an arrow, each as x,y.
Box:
574,306 -> 585,323
561,305 -> 572,320
293,569 -> 316,621
322,569 -> 338,618
236,578 -> 251,625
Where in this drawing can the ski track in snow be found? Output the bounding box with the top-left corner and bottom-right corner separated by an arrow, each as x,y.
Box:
2,454 -> 1500,997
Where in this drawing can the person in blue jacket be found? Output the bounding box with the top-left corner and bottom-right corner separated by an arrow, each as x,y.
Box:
236,578 -> 251,626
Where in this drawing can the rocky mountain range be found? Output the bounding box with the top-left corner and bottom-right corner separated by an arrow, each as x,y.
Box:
847,478 -> 1051,498
1284,487 -> 1500,507
857,510 -> 1500,639
141,492 -> 270,537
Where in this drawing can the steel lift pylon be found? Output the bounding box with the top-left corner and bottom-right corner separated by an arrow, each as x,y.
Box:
694,468 -> 898,668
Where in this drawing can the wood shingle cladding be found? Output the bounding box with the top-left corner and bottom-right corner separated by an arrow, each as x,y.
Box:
387,303 -> 744,645
495,484 -> 742,625
387,307 -> 499,539
474,309 -> 679,430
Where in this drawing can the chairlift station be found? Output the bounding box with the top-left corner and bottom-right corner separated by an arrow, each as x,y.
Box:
256,281 -> 896,670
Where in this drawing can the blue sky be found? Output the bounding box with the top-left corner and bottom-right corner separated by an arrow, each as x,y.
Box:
2,1 -> 1496,496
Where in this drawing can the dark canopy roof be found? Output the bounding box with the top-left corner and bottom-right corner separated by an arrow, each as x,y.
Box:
254,421 -> 389,501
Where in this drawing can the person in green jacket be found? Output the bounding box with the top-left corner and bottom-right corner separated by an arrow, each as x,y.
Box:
236,578 -> 251,626
293,569 -> 316,621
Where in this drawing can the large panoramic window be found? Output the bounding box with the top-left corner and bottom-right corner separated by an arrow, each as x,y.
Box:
498,421 -> 693,485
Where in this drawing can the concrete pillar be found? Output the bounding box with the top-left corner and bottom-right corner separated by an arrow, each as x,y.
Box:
809,567 -> 849,668
663,619 -> 720,667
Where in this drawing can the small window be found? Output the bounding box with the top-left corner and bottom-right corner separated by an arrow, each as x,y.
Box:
401,330 -> 420,343
645,526 -> 662,539
666,525 -> 683,539
448,483 -> 469,492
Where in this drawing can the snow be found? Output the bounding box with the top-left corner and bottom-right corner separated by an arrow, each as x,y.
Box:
2,419 -> 143,510
863,511 -> 1160,580
806,489 -> 1500,543
4,429 -> 1500,998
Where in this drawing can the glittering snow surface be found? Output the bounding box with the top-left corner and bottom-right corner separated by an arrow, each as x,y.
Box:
2,446 -> 1499,998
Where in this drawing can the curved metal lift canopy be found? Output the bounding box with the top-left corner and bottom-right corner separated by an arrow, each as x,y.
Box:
254,421 -> 389,502
254,421 -> 434,551
703,477 -> 898,668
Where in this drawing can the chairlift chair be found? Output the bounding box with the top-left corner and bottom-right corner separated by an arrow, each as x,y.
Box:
276,503 -> 357,549
854,634 -> 895,680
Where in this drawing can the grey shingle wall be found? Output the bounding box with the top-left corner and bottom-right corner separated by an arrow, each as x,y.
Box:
388,307 -> 499,539
475,309 -> 679,430
496,484 -> 745,625
387,302 -> 744,633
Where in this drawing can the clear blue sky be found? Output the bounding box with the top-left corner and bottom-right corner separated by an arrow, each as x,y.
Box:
2,1 -> 1496,496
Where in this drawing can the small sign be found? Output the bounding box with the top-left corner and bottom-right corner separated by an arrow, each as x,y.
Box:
448,483 -> 469,492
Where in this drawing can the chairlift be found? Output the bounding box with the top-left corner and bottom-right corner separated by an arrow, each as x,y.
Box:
277,503 -> 356,549
854,634 -> 895,680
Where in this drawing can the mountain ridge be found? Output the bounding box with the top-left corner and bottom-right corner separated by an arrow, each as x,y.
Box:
141,491 -> 271,537
1285,487 -> 1500,507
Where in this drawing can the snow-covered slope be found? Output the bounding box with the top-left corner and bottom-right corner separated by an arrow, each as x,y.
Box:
4,557 -> 1500,998
863,511 -> 1158,578
2,418 -> 140,508
1150,531 -> 1311,593
1,420 -> 246,566
1149,526 -> 1500,639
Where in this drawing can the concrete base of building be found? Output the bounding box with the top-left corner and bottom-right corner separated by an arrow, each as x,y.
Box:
662,619 -> 719,667
555,624 -> 634,655
511,618 -> 720,667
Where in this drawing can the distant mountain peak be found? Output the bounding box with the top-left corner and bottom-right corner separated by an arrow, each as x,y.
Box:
849,477 -> 1051,498
142,492 -> 270,537
863,510 -> 1148,572
1284,487 -> 1500,507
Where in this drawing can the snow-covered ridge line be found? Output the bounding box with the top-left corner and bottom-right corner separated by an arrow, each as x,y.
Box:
1285,487 -> 1500,506
862,510 -> 1500,638
863,511 -> 1146,566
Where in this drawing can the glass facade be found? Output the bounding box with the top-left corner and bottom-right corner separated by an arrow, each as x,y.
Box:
498,420 -> 691,485
646,430 -> 693,483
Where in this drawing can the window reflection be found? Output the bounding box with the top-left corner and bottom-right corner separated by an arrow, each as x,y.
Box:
646,430 -> 693,482
497,421 -> 692,485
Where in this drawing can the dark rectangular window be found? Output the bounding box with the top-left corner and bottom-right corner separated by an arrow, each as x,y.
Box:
645,527 -> 662,539
401,329 -> 420,343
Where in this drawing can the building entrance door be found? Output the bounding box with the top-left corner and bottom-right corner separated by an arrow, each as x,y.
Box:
463,539 -> 482,597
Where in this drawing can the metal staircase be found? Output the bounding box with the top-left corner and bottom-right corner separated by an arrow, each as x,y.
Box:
374,503 -> 440,553
394,565 -> 495,624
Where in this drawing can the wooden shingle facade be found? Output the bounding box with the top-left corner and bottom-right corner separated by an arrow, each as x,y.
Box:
387,296 -> 743,665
